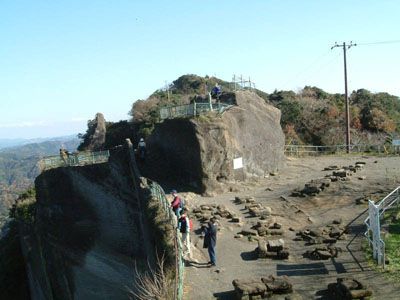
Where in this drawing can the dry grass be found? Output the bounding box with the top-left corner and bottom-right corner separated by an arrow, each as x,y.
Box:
129,254 -> 175,300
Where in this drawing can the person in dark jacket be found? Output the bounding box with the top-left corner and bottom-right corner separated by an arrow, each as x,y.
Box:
203,217 -> 217,266
137,138 -> 146,161
211,83 -> 222,100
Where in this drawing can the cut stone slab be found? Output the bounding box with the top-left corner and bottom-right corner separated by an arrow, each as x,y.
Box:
267,239 -> 284,252
232,279 -> 269,300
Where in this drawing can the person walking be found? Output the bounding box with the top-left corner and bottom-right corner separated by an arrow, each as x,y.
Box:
170,189 -> 182,219
178,209 -> 191,259
203,217 -> 217,267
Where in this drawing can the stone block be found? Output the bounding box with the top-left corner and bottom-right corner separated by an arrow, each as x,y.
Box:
232,279 -> 269,300
261,275 -> 293,294
267,239 -> 284,252
240,229 -> 258,236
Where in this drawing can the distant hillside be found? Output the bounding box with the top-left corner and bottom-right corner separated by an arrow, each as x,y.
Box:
0,135 -> 78,150
0,137 -> 80,228
128,75 -> 400,146
267,87 -> 400,145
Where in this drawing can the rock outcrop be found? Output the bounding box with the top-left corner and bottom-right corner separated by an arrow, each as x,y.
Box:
143,91 -> 285,194
78,112 -> 106,151
21,143 -> 156,299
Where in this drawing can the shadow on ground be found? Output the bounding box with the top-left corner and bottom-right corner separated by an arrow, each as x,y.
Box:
213,290 -> 236,300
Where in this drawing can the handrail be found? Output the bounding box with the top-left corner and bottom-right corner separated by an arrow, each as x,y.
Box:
160,103 -> 233,120
364,186 -> 400,267
39,150 -> 110,171
149,182 -> 184,300
285,144 -> 400,156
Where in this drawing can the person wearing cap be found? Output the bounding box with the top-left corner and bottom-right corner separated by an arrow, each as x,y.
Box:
170,189 -> 182,218
137,137 -> 146,161
178,208 -> 191,259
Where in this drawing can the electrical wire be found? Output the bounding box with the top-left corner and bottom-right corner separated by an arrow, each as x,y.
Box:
356,40 -> 400,46
279,50 -> 332,90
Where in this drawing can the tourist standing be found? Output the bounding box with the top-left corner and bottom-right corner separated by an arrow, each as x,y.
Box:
170,189 -> 182,218
203,217 -> 217,266
178,209 -> 191,259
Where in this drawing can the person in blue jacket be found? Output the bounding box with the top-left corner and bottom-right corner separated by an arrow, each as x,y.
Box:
211,83 -> 222,100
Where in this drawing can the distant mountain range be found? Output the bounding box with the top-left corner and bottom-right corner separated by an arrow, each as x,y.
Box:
0,135 -> 78,150
0,136 -> 80,228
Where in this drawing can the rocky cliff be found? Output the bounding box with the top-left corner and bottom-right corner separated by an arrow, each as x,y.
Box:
141,90 -> 285,194
20,143 -> 156,300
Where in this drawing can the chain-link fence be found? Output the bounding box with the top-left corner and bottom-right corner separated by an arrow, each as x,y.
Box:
285,144 -> 400,156
39,150 -> 110,171
160,103 -> 232,120
149,182 -> 184,300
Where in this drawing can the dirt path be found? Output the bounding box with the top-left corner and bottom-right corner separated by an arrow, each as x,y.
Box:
182,155 -> 400,299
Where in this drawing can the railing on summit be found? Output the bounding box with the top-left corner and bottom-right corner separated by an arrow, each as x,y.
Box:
159,102 -> 233,120
149,182 -> 184,300
39,150 -> 110,171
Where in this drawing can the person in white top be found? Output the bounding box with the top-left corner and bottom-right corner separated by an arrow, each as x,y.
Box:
178,209 -> 191,259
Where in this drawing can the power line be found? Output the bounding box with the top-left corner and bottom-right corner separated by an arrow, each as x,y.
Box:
279,50 -> 332,90
356,39 -> 400,46
279,50 -> 343,92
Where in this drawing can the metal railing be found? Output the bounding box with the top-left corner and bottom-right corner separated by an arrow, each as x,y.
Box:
160,102 -> 233,120
149,182 -> 184,300
39,150 -> 110,171
285,144 -> 400,156
364,186 -> 400,267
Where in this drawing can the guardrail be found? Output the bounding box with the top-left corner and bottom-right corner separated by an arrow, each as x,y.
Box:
39,150 -> 110,171
285,144 -> 400,156
364,186 -> 400,267
149,182 -> 184,300
160,102 -> 233,120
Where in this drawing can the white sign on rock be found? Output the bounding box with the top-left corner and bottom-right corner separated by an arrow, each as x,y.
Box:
233,157 -> 243,170
392,139 -> 400,146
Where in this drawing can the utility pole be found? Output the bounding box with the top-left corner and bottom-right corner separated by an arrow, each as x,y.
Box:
331,41 -> 356,153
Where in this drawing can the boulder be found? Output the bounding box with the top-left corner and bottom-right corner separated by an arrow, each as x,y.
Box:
267,239 -> 284,252
261,275 -> 293,294
240,229 -> 258,236
328,277 -> 372,299
232,279 -> 269,300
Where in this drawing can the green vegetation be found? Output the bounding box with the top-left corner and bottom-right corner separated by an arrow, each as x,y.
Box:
268,86 -> 400,145
381,209 -> 400,280
10,188 -> 36,224
126,75 -> 400,146
365,208 -> 400,282
128,75 -> 235,136
78,74 -> 400,152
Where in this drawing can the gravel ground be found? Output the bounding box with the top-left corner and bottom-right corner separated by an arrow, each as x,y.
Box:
182,155 -> 400,300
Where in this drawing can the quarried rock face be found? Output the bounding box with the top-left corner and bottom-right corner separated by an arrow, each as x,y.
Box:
23,146 -> 152,299
145,90 -> 285,194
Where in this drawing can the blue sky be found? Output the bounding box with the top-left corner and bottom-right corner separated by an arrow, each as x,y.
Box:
1,0 -> 399,139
